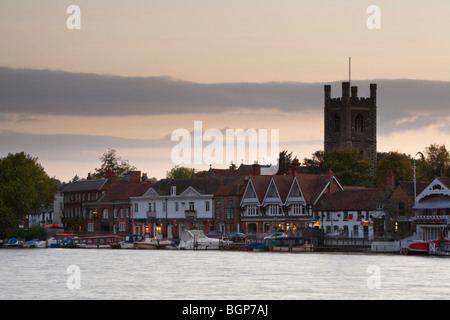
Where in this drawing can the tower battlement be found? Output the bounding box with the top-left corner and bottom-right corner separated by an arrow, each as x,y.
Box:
324,82 -> 377,170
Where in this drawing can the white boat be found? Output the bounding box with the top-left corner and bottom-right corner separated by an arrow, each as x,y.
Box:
23,239 -> 46,248
118,234 -> 145,249
178,230 -> 222,250
135,237 -> 172,249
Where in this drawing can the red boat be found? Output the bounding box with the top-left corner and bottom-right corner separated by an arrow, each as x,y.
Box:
405,239 -> 450,255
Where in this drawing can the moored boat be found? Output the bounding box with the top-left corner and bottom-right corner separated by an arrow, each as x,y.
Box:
135,237 -> 172,249
117,234 -> 145,249
271,236 -> 312,252
23,239 -> 46,248
179,230 -> 222,250
4,238 -> 22,248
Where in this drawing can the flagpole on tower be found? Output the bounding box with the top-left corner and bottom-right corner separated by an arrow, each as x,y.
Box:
349,57 -> 351,86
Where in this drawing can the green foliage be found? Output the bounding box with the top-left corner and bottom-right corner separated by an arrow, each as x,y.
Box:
416,143 -> 450,181
376,151 -> 412,187
322,149 -> 374,187
0,152 -> 58,237
92,148 -> 137,179
166,165 -> 194,179
26,225 -> 47,241
303,149 -> 373,187
276,150 -> 294,175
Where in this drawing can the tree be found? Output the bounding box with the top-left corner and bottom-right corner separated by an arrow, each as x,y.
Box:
302,150 -> 324,174
375,151 -> 412,187
322,149 -> 374,187
302,149 -> 373,186
417,143 -> 450,181
276,150 -> 294,175
166,166 -> 194,179
92,148 -> 137,179
0,152 -> 58,237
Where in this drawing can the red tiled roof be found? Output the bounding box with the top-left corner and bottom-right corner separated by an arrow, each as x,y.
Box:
314,188 -> 388,211
99,183 -> 152,202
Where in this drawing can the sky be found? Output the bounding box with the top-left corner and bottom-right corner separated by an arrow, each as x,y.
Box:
0,0 -> 449,182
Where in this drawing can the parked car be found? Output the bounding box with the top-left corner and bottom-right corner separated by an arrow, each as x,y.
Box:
223,233 -> 246,242
263,232 -> 287,240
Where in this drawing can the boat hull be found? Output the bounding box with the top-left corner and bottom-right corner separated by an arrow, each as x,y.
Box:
135,239 -> 172,249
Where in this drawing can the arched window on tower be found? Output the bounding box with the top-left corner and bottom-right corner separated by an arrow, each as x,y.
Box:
355,114 -> 364,133
333,114 -> 340,133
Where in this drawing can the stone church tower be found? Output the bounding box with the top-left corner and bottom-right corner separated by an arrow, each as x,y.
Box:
324,82 -> 377,169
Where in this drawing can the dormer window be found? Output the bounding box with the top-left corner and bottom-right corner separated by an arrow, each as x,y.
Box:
171,186 -> 176,196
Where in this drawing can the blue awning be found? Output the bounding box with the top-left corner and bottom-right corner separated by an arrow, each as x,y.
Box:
413,197 -> 450,209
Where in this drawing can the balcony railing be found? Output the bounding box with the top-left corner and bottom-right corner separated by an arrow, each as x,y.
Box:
185,210 -> 197,218
146,211 -> 156,218
414,215 -> 450,224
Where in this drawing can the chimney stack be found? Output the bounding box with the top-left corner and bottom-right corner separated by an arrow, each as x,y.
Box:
386,169 -> 395,189
252,161 -> 261,176
292,158 -> 300,175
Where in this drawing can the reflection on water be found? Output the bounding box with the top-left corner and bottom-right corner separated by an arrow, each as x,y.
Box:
1,249 -> 449,300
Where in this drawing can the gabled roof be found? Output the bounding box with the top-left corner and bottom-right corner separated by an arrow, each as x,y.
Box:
264,175 -> 294,203
242,176 -> 272,203
416,177 -> 450,203
241,172 -> 343,206
296,173 -> 342,204
61,179 -> 108,192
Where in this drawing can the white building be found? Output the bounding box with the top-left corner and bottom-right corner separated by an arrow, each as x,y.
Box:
313,189 -> 388,240
413,177 -> 450,241
130,177 -> 241,238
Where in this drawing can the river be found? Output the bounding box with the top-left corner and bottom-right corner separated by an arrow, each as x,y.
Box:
1,249 -> 449,300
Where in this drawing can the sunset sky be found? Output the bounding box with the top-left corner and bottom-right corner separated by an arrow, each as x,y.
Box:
1,0 -> 449,182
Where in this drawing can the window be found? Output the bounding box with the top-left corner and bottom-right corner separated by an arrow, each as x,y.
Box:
246,205 -> 259,216
189,202 -> 195,212
88,223 -> 94,232
175,202 -> 179,212
268,204 -> 281,216
120,208 -> 124,218
333,114 -> 340,133
355,114 -> 364,133
205,201 -> 210,212
113,209 -> 117,219
291,204 -> 304,215
103,209 -> 108,219
226,206 -> 234,219
134,203 -> 138,213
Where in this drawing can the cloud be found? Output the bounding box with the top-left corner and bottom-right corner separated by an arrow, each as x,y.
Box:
0,67 -> 449,136
0,130 -> 171,162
